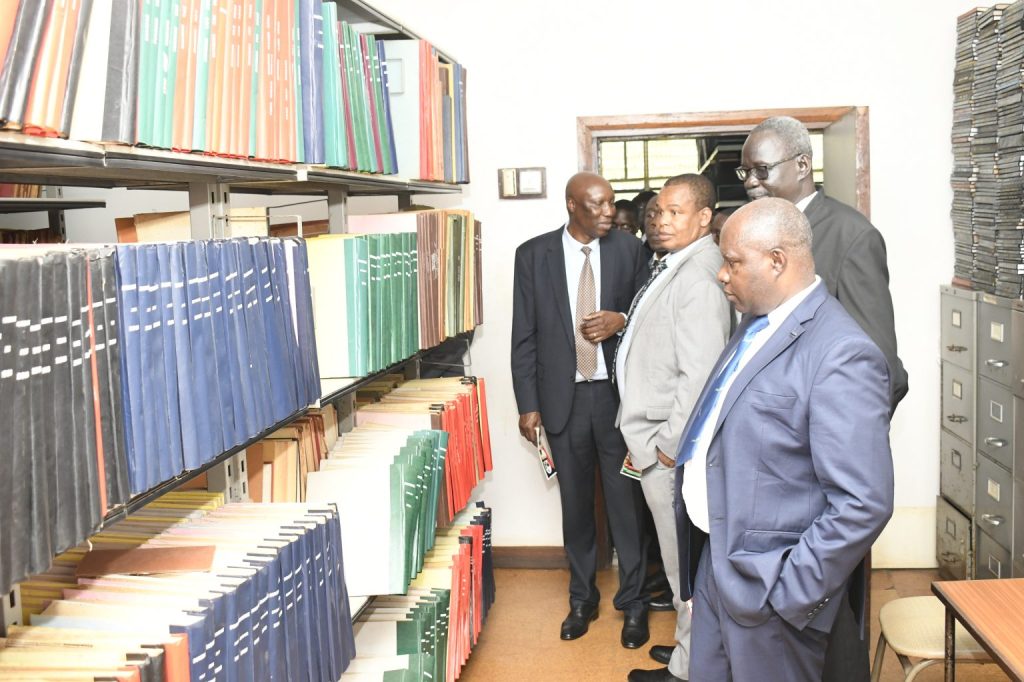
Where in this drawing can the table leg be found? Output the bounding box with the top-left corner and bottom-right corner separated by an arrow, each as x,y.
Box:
945,605 -> 956,682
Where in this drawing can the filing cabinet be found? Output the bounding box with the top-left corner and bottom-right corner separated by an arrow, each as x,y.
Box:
940,429 -> 974,515
941,286 -> 976,370
939,286 -> 1024,582
976,527 -> 1011,579
941,361 -> 975,444
977,376 -> 1014,470
977,294 -> 1016,387
975,452 -> 1012,551
937,496 -> 972,580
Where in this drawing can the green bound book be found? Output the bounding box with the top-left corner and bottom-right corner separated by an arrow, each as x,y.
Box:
192,0 -> 212,150
345,235 -> 370,376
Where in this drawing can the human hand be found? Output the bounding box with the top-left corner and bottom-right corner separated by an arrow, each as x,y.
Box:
656,447 -> 676,467
519,411 -> 542,445
580,310 -> 626,344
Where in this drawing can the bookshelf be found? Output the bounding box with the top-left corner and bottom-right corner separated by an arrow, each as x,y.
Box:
0,4 -> 486,677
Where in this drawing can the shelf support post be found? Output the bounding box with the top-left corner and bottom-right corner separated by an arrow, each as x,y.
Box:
397,192 -> 413,211
189,182 -> 230,239
327,187 -> 348,234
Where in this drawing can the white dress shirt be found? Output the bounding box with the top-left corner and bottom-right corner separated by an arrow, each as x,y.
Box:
683,276 -> 823,533
563,225 -> 610,382
615,235 -> 710,399
795,191 -> 818,213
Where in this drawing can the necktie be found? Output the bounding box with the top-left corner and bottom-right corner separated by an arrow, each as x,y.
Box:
612,257 -> 669,381
676,315 -> 770,464
575,246 -> 597,379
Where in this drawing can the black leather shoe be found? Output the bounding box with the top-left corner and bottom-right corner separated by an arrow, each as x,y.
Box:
560,603 -> 598,640
621,609 -> 650,649
627,667 -> 685,682
643,571 -> 670,594
649,644 -> 673,665
649,590 -> 674,611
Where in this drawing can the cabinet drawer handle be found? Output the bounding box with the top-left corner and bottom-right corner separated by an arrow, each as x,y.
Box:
946,414 -> 968,424
984,437 -> 1008,448
981,513 -> 1005,526
946,344 -> 967,352
986,359 -> 1009,369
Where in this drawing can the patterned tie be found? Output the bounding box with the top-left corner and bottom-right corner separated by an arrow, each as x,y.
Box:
575,246 -> 598,379
676,315 -> 770,464
612,257 -> 669,381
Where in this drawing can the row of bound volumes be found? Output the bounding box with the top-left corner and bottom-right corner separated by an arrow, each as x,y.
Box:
115,237 -> 321,494
308,209 -> 482,379
345,503 -> 494,682
0,0 -> 469,180
8,492 -> 355,681
0,236 -> 321,596
307,376 -> 493,597
0,245 -> 131,606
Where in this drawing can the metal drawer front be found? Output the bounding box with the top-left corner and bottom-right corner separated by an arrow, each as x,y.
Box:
976,528 -> 1011,580
937,496 -> 971,580
978,297 -> 1015,387
976,451 -> 1013,551
1015,481 -> 1024,578
940,429 -> 974,515
1014,308 -> 1024,398
977,376 -> 1014,471
941,286 -> 975,371
942,361 -> 975,444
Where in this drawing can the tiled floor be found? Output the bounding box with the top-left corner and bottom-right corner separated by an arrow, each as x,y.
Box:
457,568 -> 1010,681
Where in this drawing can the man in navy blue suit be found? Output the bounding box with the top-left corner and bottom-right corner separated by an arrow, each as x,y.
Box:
673,198 -> 894,680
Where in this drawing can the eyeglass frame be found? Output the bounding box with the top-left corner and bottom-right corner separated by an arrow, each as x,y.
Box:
735,152 -> 805,182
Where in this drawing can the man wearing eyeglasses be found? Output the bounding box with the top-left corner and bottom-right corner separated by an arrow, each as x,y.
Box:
737,116 -> 907,682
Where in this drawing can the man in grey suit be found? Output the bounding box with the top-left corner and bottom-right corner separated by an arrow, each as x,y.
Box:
512,172 -> 651,647
616,174 -> 732,682
739,116 -> 907,682
674,199 -> 894,680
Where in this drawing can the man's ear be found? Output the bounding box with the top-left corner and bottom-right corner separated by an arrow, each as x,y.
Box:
795,153 -> 813,182
769,247 -> 788,276
698,206 -> 713,229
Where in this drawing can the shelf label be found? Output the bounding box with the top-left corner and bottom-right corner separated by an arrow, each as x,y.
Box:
988,478 -> 1001,502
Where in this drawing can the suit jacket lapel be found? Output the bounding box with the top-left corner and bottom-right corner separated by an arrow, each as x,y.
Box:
545,232 -> 575,348
600,235 -> 615,310
629,237 -> 707,335
711,283 -> 829,439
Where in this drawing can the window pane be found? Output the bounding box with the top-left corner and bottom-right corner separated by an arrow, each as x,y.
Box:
611,180 -> 646,193
810,133 -> 824,172
600,140 -> 626,179
625,140 -> 645,179
648,139 -> 699,178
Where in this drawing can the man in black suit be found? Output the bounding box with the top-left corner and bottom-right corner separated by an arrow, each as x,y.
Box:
512,172 -> 651,648
738,116 -> 908,682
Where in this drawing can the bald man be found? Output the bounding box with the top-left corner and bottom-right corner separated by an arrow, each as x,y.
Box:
512,172 -> 651,647
673,199 -> 894,680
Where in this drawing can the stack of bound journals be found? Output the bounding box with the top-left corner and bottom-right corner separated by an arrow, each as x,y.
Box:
8,492 -> 355,682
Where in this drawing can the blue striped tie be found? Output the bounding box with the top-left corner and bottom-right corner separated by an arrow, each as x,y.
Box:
677,315 -> 770,464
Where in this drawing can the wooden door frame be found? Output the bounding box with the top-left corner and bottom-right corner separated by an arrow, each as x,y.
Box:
577,105 -> 871,219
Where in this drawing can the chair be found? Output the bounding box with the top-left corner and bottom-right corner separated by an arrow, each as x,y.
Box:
871,595 -> 991,681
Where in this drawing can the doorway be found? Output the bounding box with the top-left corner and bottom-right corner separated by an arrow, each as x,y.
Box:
578,106 -> 870,218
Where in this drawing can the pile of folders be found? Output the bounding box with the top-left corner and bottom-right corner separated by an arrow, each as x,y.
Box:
0,0 -> 470,181
8,492 -> 355,682
951,2 -> 1024,297
0,237 -> 321,597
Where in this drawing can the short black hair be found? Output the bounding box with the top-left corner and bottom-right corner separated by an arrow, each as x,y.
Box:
614,199 -> 635,212
662,173 -> 716,212
632,190 -> 656,210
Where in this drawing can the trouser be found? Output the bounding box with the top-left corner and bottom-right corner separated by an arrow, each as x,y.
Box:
640,460 -> 691,678
691,543 -> 829,681
546,380 -> 647,613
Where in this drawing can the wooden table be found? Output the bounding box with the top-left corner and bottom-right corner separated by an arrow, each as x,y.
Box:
932,578 -> 1024,681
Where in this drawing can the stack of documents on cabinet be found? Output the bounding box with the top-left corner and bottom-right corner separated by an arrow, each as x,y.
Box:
8,492 -> 355,682
952,8 -> 984,281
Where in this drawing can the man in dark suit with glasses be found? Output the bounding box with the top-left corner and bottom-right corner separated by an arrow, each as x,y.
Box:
736,116 -> 907,682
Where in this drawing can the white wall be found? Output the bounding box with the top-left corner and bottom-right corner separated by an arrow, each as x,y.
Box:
60,0 -> 979,567
365,0 -> 982,567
